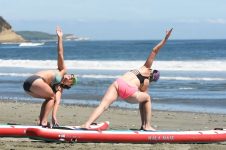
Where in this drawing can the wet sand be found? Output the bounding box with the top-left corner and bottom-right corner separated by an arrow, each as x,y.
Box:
0,100 -> 226,150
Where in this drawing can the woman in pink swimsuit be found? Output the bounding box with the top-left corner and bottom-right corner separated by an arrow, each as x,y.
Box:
83,29 -> 173,131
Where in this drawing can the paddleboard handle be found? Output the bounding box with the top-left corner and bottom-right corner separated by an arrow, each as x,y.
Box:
214,128 -> 223,130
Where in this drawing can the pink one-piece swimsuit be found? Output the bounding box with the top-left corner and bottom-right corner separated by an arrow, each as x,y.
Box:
116,78 -> 138,99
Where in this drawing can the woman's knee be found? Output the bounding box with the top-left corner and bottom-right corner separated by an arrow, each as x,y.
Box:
147,95 -> 151,102
140,93 -> 151,103
46,95 -> 55,101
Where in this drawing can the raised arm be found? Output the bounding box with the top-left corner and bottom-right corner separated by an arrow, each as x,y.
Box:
56,26 -> 67,75
144,28 -> 173,68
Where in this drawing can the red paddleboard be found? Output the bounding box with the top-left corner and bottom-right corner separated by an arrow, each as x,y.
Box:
0,125 -> 40,137
26,128 -> 226,143
0,121 -> 109,137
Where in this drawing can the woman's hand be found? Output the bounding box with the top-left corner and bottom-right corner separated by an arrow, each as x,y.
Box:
56,26 -> 63,38
165,28 -> 173,40
143,28 -> 173,68
52,116 -> 59,127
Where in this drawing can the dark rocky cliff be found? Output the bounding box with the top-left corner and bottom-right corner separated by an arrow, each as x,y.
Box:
0,16 -> 25,43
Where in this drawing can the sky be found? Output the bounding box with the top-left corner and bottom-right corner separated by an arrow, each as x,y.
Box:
0,0 -> 226,40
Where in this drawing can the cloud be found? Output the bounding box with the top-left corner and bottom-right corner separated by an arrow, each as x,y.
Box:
207,18 -> 226,24
173,18 -> 226,25
175,19 -> 201,24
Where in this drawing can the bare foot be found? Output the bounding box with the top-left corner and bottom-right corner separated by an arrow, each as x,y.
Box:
141,126 -> 156,131
39,121 -> 52,128
79,124 -> 89,129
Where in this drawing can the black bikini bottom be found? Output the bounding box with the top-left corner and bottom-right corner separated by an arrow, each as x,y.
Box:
23,75 -> 44,92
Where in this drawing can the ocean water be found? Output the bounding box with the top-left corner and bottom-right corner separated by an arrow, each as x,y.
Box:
0,40 -> 226,114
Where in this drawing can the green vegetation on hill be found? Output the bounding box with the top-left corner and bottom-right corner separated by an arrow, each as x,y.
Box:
16,31 -> 81,41
16,31 -> 56,41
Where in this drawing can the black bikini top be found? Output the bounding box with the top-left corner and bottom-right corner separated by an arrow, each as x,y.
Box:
130,69 -> 149,84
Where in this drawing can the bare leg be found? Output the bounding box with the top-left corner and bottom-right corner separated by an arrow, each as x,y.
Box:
127,92 -> 155,130
27,79 -> 55,125
39,100 -> 47,122
39,98 -> 55,126
83,82 -> 118,128
142,97 -> 153,130
139,103 -> 144,129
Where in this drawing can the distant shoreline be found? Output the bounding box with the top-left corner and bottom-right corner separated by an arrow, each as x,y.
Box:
15,31 -> 89,41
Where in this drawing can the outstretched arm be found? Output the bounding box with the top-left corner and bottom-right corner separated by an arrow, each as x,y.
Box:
144,28 -> 173,68
52,88 -> 62,126
56,26 -> 67,75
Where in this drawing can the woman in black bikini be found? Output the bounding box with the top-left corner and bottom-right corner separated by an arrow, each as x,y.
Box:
83,28 -> 173,130
23,27 -> 77,127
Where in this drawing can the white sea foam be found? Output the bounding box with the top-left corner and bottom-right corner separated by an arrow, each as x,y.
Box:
81,75 -> 226,81
1,42 -> 19,45
0,72 -> 225,81
179,87 -> 194,90
0,59 -> 226,71
80,74 -> 120,79
19,42 -> 45,47
161,77 -> 226,81
0,73 -> 32,77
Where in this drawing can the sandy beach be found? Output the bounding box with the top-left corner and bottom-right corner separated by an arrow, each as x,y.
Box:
0,100 -> 226,150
